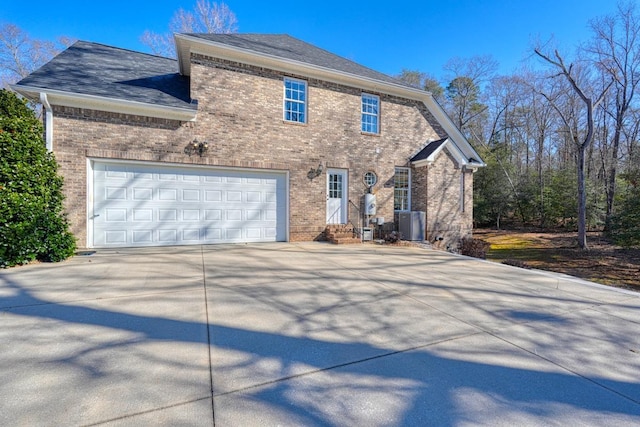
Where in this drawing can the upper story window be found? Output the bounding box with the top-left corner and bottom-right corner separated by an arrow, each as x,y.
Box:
361,94 -> 380,134
394,167 -> 411,211
284,77 -> 307,124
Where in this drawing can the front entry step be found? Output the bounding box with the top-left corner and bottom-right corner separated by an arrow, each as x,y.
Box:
325,225 -> 361,244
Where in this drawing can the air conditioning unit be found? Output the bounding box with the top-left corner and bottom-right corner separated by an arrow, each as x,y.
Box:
398,211 -> 425,241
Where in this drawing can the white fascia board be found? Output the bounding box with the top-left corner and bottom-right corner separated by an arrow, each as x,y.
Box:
421,96 -> 486,167
412,138 -> 468,169
12,85 -> 197,122
176,34 -> 429,97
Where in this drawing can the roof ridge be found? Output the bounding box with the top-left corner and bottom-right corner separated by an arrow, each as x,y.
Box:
72,40 -> 178,62
183,33 -> 412,89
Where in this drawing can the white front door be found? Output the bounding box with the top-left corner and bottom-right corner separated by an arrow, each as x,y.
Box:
326,169 -> 347,224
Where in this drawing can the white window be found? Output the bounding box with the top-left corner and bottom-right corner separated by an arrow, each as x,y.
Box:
363,171 -> 378,188
394,167 -> 410,211
361,94 -> 379,134
284,77 -> 307,123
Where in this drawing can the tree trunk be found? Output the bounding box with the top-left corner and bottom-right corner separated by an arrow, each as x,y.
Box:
606,122 -> 622,222
577,146 -> 588,250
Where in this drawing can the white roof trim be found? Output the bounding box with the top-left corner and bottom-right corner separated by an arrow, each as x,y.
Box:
411,139 -> 449,167
11,84 -> 197,122
174,34 -> 484,168
421,97 -> 485,168
175,34 -> 416,94
412,139 -> 464,168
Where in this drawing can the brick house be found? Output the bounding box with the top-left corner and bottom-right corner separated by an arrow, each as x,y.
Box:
12,34 -> 484,249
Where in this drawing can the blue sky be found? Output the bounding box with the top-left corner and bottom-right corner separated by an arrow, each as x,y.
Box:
1,0 -> 618,80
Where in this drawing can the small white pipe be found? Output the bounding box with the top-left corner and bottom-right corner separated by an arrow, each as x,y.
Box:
39,93 -> 53,152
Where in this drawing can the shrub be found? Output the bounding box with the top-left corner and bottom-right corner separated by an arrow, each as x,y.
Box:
0,89 -> 76,267
384,230 -> 402,243
459,238 -> 490,259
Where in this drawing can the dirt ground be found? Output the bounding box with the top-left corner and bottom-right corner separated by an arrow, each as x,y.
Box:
475,229 -> 640,292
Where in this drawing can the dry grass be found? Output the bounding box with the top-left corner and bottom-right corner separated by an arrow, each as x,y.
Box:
475,229 -> 640,292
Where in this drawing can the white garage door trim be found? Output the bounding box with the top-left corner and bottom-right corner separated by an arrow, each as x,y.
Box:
87,159 -> 289,248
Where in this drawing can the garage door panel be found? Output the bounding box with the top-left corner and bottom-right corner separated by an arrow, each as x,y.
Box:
133,209 -> 152,222
105,187 -> 127,200
158,229 -> 178,243
105,208 -> 127,222
93,162 -> 286,247
133,188 -> 153,200
133,230 -> 153,244
106,230 -> 127,244
182,189 -> 200,201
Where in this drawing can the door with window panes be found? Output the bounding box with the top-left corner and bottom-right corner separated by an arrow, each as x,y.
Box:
326,169 -> 347,224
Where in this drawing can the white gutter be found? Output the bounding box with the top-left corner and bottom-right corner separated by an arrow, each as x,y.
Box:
12,84 -> 198,122
40,92 -> 53,152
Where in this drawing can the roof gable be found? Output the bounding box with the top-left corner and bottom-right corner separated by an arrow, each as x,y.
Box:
411,138 -> 448,163
176,33 -> 484,168
411,137 -> 483,169
180,33 -> 408,87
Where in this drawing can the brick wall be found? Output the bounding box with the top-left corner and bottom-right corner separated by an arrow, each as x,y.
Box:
413,150 -> 474,250
50,52 -> 472,247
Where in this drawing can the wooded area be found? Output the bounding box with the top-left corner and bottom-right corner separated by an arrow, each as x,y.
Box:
398,2 -> 640,249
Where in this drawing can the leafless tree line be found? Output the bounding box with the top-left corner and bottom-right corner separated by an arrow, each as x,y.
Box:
0,0 -> 236,88
399,2 -> 640,249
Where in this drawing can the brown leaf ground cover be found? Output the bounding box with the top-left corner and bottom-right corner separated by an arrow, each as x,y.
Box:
475,229 -> 640,292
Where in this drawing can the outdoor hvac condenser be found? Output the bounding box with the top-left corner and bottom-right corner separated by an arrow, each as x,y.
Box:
398,211 -> 425,241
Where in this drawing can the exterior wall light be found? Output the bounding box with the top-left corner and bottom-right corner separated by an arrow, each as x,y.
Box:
185,139 -> 209,157
307,163 -> 323,180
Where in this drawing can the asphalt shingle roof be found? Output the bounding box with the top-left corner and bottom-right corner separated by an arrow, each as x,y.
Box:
411,138 -> 448,162
16,35 -> 415,110
16,41 -> 194,110
186,33 -> 411,87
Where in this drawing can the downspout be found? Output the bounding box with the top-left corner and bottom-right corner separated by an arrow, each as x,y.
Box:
40,93 -> 53,152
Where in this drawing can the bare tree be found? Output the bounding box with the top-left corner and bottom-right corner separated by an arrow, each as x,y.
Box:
442,55 -> 498,137
443,55 -> 499,86
585,1 -> 640,223
140,0 -> 238,58
396,69 -> 445,102
0,23 -> 70,87
535,48 -> 613,249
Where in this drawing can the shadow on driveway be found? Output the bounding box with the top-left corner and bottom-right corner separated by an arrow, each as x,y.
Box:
1,244 -> 639,426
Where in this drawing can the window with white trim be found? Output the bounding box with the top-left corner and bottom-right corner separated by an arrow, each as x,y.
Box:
394,167 -> 410,211
361,93 -> 379,134
283,77 -> 307,123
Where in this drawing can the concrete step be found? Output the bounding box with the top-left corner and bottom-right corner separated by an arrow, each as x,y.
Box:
330,237 -> 362,244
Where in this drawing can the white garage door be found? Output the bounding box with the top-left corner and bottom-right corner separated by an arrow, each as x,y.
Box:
92,162 -> 287,248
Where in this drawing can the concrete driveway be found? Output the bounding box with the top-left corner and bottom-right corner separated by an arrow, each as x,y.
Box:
1,243 -> 639,426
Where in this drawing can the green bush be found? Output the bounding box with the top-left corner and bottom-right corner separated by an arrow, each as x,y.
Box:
0,89 -> 76,267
